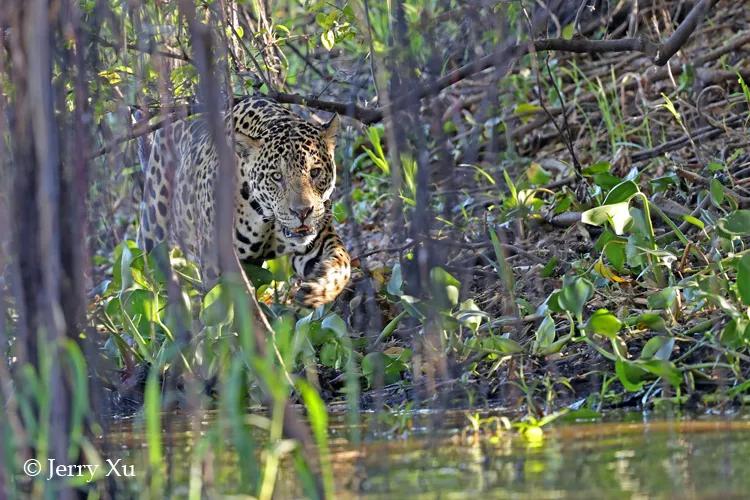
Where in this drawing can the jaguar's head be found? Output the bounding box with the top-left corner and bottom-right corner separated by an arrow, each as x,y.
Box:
236,114 -> 339,245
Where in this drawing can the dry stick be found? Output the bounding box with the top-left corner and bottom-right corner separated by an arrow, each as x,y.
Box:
267,90 -> 382,123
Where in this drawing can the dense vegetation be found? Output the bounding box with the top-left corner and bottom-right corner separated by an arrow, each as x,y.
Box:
3,0 -> 750,497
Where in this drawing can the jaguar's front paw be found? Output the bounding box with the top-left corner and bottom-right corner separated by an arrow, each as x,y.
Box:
295,268 -> 349,307
295,279 -> 332,308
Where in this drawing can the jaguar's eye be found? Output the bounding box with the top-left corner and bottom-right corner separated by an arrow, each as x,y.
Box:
270,172 -> 283,183
310,168 -> 322,179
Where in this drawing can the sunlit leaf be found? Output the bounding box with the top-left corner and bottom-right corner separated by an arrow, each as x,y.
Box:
457,299 -> 484,332
514,102 -> 543,118
586,309 -> 622,339
321,30 -> 335,50
594,260 -> 627,283
582,202 -> 633,235
682,215 -> 704,229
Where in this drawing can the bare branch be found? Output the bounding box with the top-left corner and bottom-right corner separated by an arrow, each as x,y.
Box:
268,90 -> 381,123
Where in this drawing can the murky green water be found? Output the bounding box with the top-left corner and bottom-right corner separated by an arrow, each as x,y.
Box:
101,409 -> 750,498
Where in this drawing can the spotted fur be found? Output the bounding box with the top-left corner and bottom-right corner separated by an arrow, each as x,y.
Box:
138,96 -> 350,307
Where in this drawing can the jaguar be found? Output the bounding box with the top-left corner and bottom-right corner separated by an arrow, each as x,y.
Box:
138,96 -> 350,307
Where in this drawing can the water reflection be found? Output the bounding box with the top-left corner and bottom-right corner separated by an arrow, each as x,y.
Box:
100,410 -> 750,498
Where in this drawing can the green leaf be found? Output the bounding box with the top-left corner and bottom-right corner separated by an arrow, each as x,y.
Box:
558,276 -> 594,321
592,173 -> 623,191
429,267 -> 460,288
615,359 -> 647,392
514,102 -> 543,117
721,318 -> 749,348
710,178 -> 725,205
457,299 -> 484,332
297,313 -> 328,346
682,215 -> 704,229
581,202 -> 633,235
482,335 -> 524,354
119,243 -> 135,293
582,161 -> 611,176
387,263 -> 403,296
604,238 -> 626,271
201,284 -> 232,326
562,23 -> 575,40
400,295 -> 426,320
737,254 -> 750,305
634,312 -> 668,332
603,180 -> 639,204
332,200 -> 348,223
430,267 -> 461,307
647,287 -> 677,309
717,210 -> 750,238
321,313 -> 348,339
526,162 -> 551,185
241,263 -> 274,288
533,314 -> 556,353
319,341 -> 341,368
615,358 -> 681,391
586,309 -> 622,339
541,256 -> 558,278
545,290 -> 563,313
639,359 -> 681,388
641,336 -> 674,361
361,350 -> 410,387
538,334 -> 572,355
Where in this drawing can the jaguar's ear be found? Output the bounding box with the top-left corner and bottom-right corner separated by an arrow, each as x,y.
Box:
234,133 -> 262,157
321,114 -> 339,152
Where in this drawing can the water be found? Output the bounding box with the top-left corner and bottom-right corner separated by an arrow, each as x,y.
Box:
101,409 -> 750,498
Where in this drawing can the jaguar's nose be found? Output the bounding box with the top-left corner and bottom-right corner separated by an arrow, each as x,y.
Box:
290,205 -> 314,223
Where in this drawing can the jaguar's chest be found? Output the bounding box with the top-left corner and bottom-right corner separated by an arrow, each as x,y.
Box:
233,195 -> 309,261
